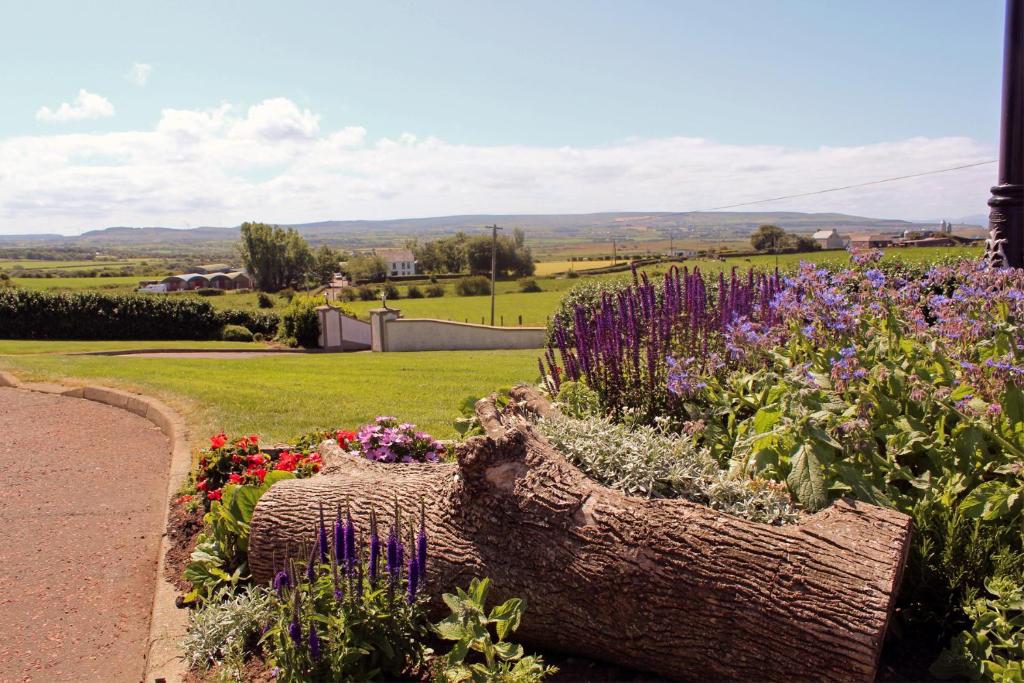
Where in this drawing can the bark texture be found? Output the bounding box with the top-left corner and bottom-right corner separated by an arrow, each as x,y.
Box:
249,387 -> 912,682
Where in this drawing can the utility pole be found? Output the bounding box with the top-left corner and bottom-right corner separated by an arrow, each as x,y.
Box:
611,236 -> 618,266
988,0 -> 1024,268
485,224 -> 502,326
669,228 -> 674,258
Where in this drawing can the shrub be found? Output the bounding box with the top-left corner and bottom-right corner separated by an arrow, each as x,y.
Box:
518,278 -> 542,293
535,414 -> 798,525
425,283 -> 446,298
455,276 -> 491,296
565,270 -> 580,279
357,285 -> 378,301
257,291 -> 274,309
194,288 -> 225,297
337,287 -> 357,302
278,295 -> 322,348
220,324 -> 253,342
183,586 -> 274,671
252,332 -> 265,343
278,288 -> 296,303
218,309 -> 279,337
406,285 -> 424,299
383,283 -> 400,300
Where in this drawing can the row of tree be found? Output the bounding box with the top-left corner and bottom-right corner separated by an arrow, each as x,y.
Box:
411,229 -> 535,278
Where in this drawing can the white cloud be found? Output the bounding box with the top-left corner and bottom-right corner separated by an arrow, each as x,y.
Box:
1,96 -> 998,234
35,90 -> 115,123
126,63 -> 152,86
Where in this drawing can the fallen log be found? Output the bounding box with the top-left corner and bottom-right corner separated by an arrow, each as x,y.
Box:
249,387 -> 912,682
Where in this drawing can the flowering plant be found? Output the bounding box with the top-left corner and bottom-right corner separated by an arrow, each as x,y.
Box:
355,417 -> 444,463
263,502 -> 430,682
196,433 -> 322,505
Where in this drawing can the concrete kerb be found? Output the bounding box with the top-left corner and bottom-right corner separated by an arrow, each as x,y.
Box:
0,370 -> 190,682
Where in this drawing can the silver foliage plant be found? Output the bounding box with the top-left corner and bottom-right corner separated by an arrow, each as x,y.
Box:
536,415 -> 799,525
182,585 -> 275,671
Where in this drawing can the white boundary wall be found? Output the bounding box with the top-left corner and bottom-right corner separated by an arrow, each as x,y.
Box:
368,308 -> 545,352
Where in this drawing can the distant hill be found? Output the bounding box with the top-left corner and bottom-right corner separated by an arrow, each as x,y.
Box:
0,211 -> 983,248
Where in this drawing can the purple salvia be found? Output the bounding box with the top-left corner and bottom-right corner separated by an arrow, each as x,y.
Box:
333,505 -> 344,564
417,500 -> 427,580
406,553 -> 419,604
345,508 -> 356,575
308,621 -> 321,661
305,537 -> 317,585
368,509 -> 380,587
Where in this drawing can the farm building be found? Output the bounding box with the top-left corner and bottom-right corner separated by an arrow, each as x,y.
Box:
811,229 -> 847,249
160,271 -> 252,291
207,272 -> 253,289
377,249 -> 417,277
849,234 -> 895,249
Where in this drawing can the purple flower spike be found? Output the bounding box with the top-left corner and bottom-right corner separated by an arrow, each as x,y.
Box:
407,554 -> 419,604
317,505 -> 329,565
289,617 -> 302,646
345,509 -> 356,575
369,510 -> 380,587
308,621 -> 321,661
333,506 -> 344,564
273,570 -> 291,596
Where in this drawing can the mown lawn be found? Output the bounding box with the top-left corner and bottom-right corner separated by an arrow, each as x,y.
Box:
0,348 -> 539,442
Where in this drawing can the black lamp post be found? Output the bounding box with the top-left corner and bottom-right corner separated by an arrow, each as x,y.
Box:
988,0 -> 1024,268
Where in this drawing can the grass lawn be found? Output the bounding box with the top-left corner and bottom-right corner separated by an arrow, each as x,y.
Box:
532,260 -> 610,276
344,289 -> 571,326
11,275 -> 148,290
0,340 -> 269,355
0,348 -> 539,442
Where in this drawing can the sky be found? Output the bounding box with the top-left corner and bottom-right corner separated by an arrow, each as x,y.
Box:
0,0 -> 1008,235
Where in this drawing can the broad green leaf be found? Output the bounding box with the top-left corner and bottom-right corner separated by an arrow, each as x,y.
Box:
493,641 -> 525,661
787,445 -> 828,511
447,639 -> 471,666
489,598 -> 523,640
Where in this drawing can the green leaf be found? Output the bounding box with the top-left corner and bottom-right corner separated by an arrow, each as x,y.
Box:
434,616 -> 468,642
447,638 -> 471,666
492,641 -> 525,661
469,577 -> 490,608
787,445 -> 828,511
263,470 -> 295,486
960,480 -> 1021,521
489,598 -> 524,640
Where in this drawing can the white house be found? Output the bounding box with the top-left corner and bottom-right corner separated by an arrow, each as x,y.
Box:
811,229 -> 846,250
377,249 -> 417,277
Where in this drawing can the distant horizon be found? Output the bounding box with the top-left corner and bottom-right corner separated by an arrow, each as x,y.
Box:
1,208 -> 989,240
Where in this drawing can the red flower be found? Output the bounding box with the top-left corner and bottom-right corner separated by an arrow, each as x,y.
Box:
228,473 -> 243,484
231,455 -> 243,464
336,430 -> 357,448
254,468 -> 267,483
235,438 -> 249,449
247,454 -> 265,465
207,488 -> 223,501
175,494 -> 193,505
196,479 -> 207,491
249,434 -> 260,443
210,433 -> 227,449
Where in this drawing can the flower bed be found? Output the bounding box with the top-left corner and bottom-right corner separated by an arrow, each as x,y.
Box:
541,255 -> 1024,680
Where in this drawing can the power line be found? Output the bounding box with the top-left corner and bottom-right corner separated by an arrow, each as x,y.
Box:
668,159 -> 996,215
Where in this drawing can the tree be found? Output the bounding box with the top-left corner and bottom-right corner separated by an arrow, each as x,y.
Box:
465,234 -> 534,278
750,224 -> 787,252
346,254 -> 388,283
238,222 -> 314,292
781,234 -> 821,253
311,245 -> 344,285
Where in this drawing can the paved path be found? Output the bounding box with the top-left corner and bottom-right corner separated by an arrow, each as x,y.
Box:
0,387 -> 170,682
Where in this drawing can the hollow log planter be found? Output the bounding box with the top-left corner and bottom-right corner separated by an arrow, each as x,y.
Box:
249,388 -> 912,682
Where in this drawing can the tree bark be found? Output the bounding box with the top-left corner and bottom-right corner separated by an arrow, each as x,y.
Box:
249,388 -> 912,682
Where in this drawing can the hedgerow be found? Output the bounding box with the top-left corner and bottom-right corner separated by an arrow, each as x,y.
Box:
0,289 -> 279,340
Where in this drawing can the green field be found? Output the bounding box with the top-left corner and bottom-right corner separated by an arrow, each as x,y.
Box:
0,348 -> 538,442
11,275 -> 150,290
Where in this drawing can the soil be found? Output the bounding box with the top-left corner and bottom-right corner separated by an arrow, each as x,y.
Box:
0,386 -> 170,682
164,499 -> 205,594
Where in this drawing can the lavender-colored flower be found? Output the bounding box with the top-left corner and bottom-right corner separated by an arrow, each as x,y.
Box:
368,510 -> 380,587
317,505 -> 329,565
289,617 -> 302,646
273,570 -> 291,596
406,554 -> 419,604
416,516 -> 427,581
344,509 -> 356,575
308,621 -> 322,661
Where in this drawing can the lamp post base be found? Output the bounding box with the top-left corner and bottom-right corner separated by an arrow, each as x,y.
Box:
987,183 -> 1024,268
